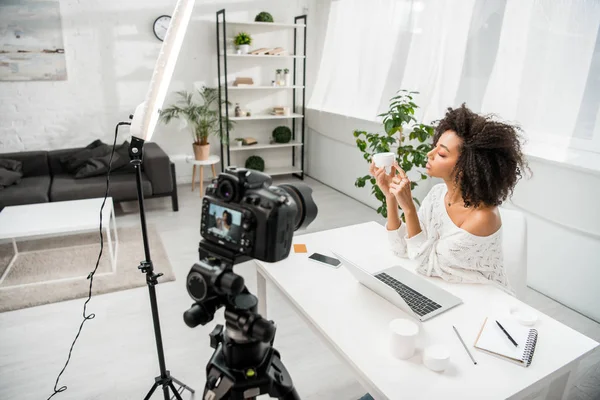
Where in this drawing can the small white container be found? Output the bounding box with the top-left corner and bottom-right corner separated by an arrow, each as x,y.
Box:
389,319 -> 419,360
423,344 -> 450,372
238,44 -> 250,54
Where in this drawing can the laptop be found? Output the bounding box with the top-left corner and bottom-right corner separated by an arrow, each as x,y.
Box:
331,250 -> 463,321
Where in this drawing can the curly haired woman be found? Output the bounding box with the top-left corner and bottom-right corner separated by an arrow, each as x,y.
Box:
371,104 -> 528,294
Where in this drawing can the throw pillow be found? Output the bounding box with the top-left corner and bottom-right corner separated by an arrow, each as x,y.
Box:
74,141 -> 131,179
59,139 -> 107,174
0,158 -> 23,173
0,168 -> 23,190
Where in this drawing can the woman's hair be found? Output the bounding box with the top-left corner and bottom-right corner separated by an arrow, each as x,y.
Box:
434,104 -> 529,208
222,211 -> 233,226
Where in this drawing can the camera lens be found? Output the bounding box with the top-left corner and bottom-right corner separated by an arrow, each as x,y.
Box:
277,183 -> 318,231
218,179 -> 235,202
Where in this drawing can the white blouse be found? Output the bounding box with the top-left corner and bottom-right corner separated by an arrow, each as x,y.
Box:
387,184 -> 513,294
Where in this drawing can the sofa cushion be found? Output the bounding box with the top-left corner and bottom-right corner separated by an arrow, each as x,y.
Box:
0,151 -> 49,177
50,172 -> 152,202
0,176 -> 50,208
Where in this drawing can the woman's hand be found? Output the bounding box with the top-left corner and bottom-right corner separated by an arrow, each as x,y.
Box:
369,162 -> 395,198
389,162 -> 415,212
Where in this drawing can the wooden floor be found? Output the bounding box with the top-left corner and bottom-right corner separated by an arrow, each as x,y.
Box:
0,177 -> 598,400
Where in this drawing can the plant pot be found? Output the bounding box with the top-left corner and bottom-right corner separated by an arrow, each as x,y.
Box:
193,143 -> 210,160
284,73 -> 291,86
236,141 -> 243,147
238,44 -> 250,54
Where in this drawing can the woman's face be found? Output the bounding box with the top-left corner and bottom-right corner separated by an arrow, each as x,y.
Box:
425,130 -> 463,180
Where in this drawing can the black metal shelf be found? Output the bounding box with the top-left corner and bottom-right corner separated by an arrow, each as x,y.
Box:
216,9 -> 307,180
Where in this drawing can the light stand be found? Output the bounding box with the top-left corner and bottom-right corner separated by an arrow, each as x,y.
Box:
129,136 -> 195,400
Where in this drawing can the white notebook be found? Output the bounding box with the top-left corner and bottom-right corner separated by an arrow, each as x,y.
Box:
474,317 -> 538,367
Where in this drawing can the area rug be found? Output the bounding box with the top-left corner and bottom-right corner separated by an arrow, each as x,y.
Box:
0,225 -> 175,313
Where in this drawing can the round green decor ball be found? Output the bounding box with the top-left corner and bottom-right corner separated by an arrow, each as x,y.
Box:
245,155 -> 265,171
272,126 -> 292,143
255,12 -> 274,22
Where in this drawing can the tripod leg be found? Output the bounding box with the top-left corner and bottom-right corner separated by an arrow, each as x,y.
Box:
144,381 -> 161,400
168,381 -> 185,400
163,383 -> 170,400
172,376 -> 196,394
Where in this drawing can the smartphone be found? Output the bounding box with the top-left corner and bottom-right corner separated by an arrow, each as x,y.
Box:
308,252 -> 342,268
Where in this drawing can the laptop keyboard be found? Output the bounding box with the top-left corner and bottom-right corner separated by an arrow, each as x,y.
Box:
375,272 -> 442,317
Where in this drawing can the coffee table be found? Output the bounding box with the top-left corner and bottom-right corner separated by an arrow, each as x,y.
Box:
0,198 -> 118,286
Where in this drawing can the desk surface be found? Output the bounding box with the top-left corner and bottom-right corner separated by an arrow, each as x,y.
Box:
255,222 -> 598,400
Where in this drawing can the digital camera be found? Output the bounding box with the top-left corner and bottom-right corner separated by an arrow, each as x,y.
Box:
200,167 -> 317,263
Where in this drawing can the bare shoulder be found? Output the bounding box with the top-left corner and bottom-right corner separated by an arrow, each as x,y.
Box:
461,206 -> 502,237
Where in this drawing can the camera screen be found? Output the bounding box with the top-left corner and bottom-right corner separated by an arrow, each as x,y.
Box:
205,203 -> 243,245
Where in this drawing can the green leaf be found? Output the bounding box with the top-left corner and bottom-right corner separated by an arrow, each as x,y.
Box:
384,119 -> 395,134
413,197 -> 421,207
420,173 -> 428,180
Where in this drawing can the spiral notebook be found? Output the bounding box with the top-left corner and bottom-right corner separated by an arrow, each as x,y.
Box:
474,317 -> 538,367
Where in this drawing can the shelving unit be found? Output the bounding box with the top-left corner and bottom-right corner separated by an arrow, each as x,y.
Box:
229,113 -> 304,121
216,9 -> 307,180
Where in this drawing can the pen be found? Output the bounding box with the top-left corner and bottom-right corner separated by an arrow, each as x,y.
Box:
496,320 -> 519,347
453,325 -> 477,365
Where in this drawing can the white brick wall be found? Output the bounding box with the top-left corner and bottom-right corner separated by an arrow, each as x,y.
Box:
0,0 -> 307,182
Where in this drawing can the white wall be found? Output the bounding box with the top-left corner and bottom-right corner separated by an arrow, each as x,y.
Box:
0,0 -> 307,182
507,159 -> 600,322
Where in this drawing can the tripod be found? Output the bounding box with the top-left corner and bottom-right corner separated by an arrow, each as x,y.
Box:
202,318 -> 300,400
184,242 -> 300,400
129,137 -> 195,400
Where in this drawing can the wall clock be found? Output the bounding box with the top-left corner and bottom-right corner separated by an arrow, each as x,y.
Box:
153,15 -> 171,41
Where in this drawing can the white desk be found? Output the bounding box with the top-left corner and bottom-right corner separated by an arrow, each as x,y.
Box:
254,222 -> 598,400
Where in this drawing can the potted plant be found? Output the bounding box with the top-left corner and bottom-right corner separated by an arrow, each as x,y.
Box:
235,138 -> 245,147
354,90 -> 434,218
275,69 -> 283,86
255,12 -> 274,22
234,32 -> 252,54
283,68 -> 291,86
160,87 -> 233,161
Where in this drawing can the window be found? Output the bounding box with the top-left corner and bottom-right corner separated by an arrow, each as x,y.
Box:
308,0 -> 600,153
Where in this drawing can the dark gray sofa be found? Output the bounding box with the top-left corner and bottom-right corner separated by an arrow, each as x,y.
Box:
0,143 -> 178,211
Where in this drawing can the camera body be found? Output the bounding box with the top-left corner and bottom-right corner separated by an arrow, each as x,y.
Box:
186,167 -> 315,399
200,167 -> 299,263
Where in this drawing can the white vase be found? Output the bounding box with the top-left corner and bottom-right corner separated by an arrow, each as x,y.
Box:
239,44 -> 250,54
284,73 -> 291,86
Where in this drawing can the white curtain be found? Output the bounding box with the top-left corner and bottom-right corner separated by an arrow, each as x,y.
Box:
308,0 -> 600,152
309,0 -> 409,119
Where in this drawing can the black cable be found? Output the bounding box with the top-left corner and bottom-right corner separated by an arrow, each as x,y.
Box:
47,121 -> 131,400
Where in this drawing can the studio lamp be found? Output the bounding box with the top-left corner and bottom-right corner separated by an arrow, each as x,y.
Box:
125,0 -> 196,399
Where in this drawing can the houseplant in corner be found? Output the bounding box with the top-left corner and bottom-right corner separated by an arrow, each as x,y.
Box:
159,87 -> 232,161
234,32 -> 252,54
354,90 -> 435,218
